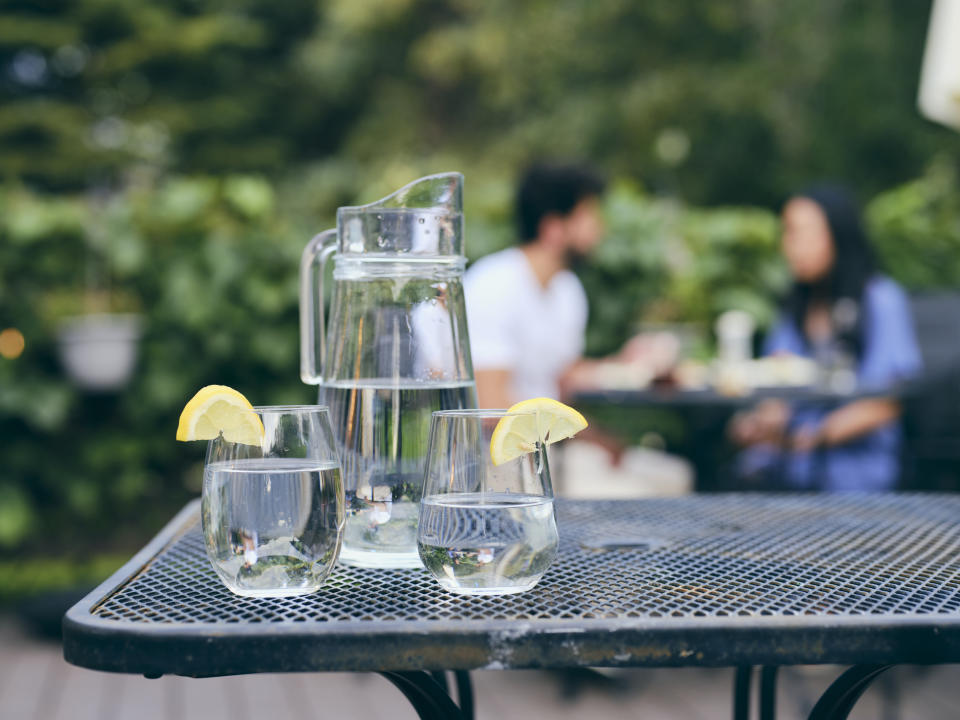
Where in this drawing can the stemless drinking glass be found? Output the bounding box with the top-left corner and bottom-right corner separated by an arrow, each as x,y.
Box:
418,410 -> 559,595
201,406 -> 345,597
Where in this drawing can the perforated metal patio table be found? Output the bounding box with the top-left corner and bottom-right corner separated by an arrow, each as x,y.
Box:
63,494 -> 960,720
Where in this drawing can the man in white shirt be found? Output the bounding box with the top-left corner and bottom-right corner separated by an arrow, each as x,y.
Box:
465,163 -> 693,494
465,163 -> 606,407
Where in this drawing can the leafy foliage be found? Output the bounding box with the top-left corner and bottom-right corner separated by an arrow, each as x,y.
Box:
868,159 -> 960,289
2,0 -> 959,202
0,0 -> 320,188
0,175 -> 311,552
581,183 -> 787,355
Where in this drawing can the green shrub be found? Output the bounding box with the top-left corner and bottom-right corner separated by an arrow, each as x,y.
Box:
868,158 -> 960,290
0,174 -> 310,553
581,182 -> 786,356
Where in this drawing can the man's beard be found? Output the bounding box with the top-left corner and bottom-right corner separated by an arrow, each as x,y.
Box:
565,246 -> 589,271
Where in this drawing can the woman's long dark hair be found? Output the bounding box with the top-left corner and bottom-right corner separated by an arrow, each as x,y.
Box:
783,185 -> 878,360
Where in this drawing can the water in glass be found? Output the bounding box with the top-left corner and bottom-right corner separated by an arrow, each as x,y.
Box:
418,410 -> 559,595
200,405 -> 344,597
418,492 -> 558,595
203,458 -> 343,596
322,379 -> 475,568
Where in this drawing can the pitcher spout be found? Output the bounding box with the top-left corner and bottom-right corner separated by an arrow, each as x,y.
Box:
338,173 -> 464,257
363,172 -> 463,213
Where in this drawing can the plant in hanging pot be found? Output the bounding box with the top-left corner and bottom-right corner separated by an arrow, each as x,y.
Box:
42,185 -> 149,392
52,289 -> 144,392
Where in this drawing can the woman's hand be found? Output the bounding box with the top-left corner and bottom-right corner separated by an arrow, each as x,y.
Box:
729,399 -> 791,447
790,424 -> 824,453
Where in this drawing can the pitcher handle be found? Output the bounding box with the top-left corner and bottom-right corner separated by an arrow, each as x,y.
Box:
299,228 -> 338,384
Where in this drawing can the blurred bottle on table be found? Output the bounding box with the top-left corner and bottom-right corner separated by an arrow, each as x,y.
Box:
714,310 -> 755,396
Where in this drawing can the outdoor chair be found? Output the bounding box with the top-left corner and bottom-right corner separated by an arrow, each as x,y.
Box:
900,291 -> 960,490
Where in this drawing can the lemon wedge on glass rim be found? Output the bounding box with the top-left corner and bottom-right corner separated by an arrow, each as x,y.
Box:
489,397 -> 588,466
176,385 -> 264,446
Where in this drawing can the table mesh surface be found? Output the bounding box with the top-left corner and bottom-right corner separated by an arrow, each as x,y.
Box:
91,495 -> 960,625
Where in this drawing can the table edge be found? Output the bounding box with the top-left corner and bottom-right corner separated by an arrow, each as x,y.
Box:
63,497 -> 960,676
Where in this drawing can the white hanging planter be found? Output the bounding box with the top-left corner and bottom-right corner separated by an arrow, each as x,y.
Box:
57,313 -> 143,391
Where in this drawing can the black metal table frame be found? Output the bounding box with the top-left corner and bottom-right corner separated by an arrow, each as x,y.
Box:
63,499 -> 960,720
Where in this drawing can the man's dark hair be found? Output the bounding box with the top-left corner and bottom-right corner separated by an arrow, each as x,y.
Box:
516,162 -> 606,243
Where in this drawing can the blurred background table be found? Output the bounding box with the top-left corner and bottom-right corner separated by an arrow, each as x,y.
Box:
572,386 -> 856,491
573,292 -> 960,493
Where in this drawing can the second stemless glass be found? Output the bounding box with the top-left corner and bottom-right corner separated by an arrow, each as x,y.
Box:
201,406 -> 345,597
418,410 -> 559,595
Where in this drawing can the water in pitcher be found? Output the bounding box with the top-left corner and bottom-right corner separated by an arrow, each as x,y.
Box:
418,492 -> 559,595
202,458 -> 343,596
321,379 -> 476,568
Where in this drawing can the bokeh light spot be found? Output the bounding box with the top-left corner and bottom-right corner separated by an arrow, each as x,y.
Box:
654,127 -> 692,167
0,328 -> 25,359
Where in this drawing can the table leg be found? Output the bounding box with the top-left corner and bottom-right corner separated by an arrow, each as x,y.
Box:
759,666 -> 778,720
454,670 -> 475,720
424,671 -> 473,719
430,670 -> 449,694
734,666 -> 752,720
807,664 -> 893,720
379,671 -> 467,720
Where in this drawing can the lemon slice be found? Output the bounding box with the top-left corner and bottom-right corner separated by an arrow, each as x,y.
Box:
489,397 -> 588,465
176,385 -> 264,445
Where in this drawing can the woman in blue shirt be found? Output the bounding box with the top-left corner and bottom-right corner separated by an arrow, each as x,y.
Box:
731,185 -> 923,491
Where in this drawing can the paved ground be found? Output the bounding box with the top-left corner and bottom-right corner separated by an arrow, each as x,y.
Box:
2,617 -> 957,719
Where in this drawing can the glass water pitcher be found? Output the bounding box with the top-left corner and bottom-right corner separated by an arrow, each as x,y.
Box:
300,173 -> 477,568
